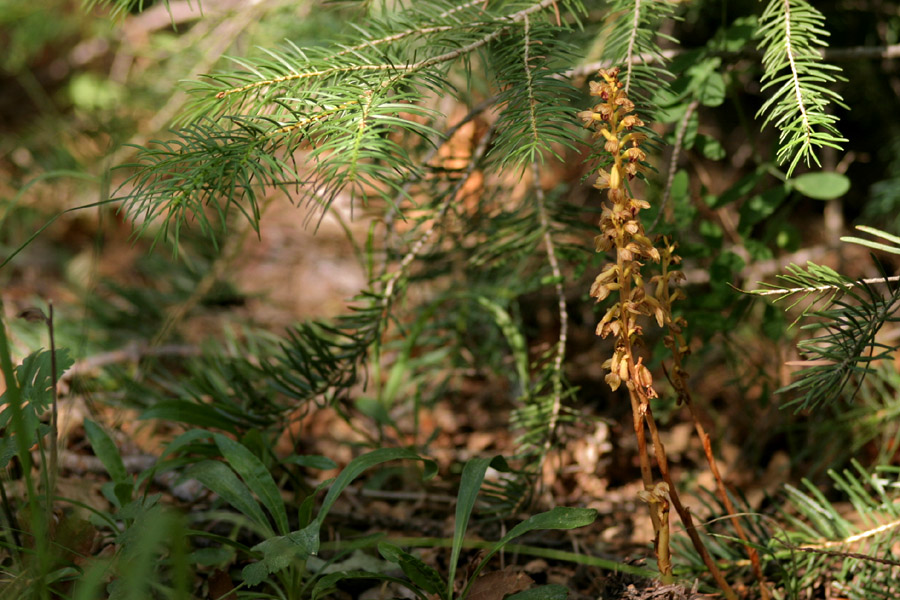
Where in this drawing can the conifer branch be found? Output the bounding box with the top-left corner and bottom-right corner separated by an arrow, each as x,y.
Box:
213,0 -> 562,102
783,1 -> 811,144
803,517 -> 900,551
650,99 -> 698,233
381,124 -> 495,314
333,0 -> 483,57
756,0 -> 847,174
751,275 -> 900,298
532,159 -> 567,475
523,15 -> 541,150
623,0 -> 641,95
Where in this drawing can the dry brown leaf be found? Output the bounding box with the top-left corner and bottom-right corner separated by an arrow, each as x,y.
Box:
208,568 -> 238,600
466,568 -> 533,600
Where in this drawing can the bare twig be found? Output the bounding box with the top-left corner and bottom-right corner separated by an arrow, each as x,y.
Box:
780,537 -> 900,568
62,343 -> 200,382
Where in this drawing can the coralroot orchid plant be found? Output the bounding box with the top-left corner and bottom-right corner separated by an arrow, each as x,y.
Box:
580,68 -> 759,599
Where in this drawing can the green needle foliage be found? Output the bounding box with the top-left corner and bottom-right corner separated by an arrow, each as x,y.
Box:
755,254 -> 900,412
756,0 -> 847,175
601,0 -> 677,107
118,0 -> 590,248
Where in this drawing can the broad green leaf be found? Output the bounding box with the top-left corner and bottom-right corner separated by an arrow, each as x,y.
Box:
281,455 -> 338,470
461,507 -> 597,600
670,170 -> 689,206
685,57 -> 726,108
378,541 -> 405,563
791,172 -> 850,200
706,169 -> 763,209
681,111 -> 699,149
185,460 -> 272,536
695,134 -> 725,160
243,530 -> 318,585
159,429 -> 214,460
241,561 -> 270,587
738,185 -> 789,233
507,584 -> 568,600
316,448 -> 437,531
140,400 -> 239,433
137,429 -> 217,488
213,433 -> 289,535
718,16 -> 757,52
499,507 -> 597,542
448,456 -> 510,598
84,419 -> 129,484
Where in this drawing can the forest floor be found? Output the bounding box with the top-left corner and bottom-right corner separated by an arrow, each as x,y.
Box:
4,6 -> 894,596
1,184 -> 818,599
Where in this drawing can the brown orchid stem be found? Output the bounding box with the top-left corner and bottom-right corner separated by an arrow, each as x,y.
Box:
619,271 -> 666,574
642,403 -> 738,600
584,67 -> 741,598
659,241 -> 770,598
682,383 -> 770,599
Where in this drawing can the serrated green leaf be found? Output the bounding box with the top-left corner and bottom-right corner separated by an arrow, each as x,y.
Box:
695,134 -> 725,160
378,542 -> 445,597
399,553 -> 445,597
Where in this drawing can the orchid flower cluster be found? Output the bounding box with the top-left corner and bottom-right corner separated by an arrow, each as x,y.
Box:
578,67 -> 685,398
578,66 -> 693,582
